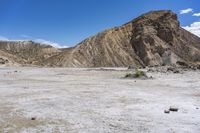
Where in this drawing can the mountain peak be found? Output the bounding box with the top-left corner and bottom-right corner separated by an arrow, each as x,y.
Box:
0,10 -> 200,67
143,10 -> 175,17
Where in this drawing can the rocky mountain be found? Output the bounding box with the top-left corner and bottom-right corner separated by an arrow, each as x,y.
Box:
0,10 -> 200,67
0,40 -> 61,66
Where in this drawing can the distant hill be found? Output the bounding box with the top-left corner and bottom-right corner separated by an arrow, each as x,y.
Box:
0,40 -> 61,66
0,10 -> 200,67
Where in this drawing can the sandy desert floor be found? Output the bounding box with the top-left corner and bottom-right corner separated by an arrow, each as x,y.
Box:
0,67 -> 200,133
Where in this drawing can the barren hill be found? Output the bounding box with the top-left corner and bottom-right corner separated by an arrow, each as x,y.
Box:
57,10 -> 200,67
0,40 -> 61,66
0,10 -> 200,67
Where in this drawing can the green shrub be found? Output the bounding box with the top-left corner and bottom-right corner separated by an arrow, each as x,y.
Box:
124,69 -> 147,78
125,73 -> 133,78
134,69 -> 146,78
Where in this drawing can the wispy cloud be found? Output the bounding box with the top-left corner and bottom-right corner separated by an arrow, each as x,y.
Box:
0,36 -> 9,41
183,21 -> 200,37
0,35 -> 68,48
180,8 -> 193,14
193,13 -> 200,17
34,39 -> 68,48
20,34 -> 31,39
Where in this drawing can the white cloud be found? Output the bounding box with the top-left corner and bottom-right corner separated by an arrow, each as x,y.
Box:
0,36 -> 9,41
193,13 -> 200,17
183,22 -> 200,37
180,8 -> 193,14
34,39 -> 68,48
20,34 -> 31,38
0,35 -> 68,48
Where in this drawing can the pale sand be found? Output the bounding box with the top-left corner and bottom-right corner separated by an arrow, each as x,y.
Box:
0,67 -> 199,133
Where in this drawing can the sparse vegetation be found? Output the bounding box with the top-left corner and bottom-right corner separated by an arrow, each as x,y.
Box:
124,69 -> 147,78
124,73 -> 133,78
134,69 -> 147,78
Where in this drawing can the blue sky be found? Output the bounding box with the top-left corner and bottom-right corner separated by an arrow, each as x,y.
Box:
0,0 -> 200,47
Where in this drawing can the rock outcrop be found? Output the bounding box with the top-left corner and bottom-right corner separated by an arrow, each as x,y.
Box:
56,10 -> 200,67
0,10 -> 200,67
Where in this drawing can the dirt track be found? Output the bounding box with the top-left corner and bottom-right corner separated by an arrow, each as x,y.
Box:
0,67 -> 200,133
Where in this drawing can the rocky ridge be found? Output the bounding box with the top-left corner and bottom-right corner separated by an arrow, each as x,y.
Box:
0,10 -> 200,67
0,40 -> 61,66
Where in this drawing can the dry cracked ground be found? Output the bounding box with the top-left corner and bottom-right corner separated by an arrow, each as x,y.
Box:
0,67 -> 200,133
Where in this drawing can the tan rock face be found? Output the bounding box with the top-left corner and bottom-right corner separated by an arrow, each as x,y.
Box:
0,10 -> 200,67
57,10 -> 200,67
130,10 -> 180,66
0,41 -> 61,66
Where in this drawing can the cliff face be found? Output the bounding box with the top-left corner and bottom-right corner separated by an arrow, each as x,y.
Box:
0,10 -> 200,67
60,22 -> 138,67
57,10 -> 200,67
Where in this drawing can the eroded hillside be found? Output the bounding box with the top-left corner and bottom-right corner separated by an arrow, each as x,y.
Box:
0,10 -> 200,67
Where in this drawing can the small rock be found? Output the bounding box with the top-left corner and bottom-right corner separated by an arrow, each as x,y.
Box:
192,67 -> 197,71
176,61 -> 188,67
197,65 -> 200,70
164,110 -> 170,114
149,76 -> 153,79
147,68 -> 154,72
0,58 -> 8,64
173,69 -> 180,73
169,107 -> 178,112
148,65 -> 154,68
31,117 -> 36,120
196,107 -> 199,110
127,65 -> 135,70
167,67 -> 174,72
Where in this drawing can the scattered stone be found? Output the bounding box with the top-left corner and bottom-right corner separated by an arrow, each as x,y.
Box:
196,107 -> 199,110
31,117 -> 36,120
148,65 -> 154,68
164,110 -> 170,114
167,67 -> 174,72
188,65 -> 192,69
147,68 -> 154,72
173,69 -> 180,73
109,124 -> 118,128
167,67 -> 181,74
176,61 -> 188,67
169,107 -> 178,112
197,65 -> 200,70
192,67 -> 197,71
0,58 -> 9,64
127,65 -> 135,70
149,76 -> 153,79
